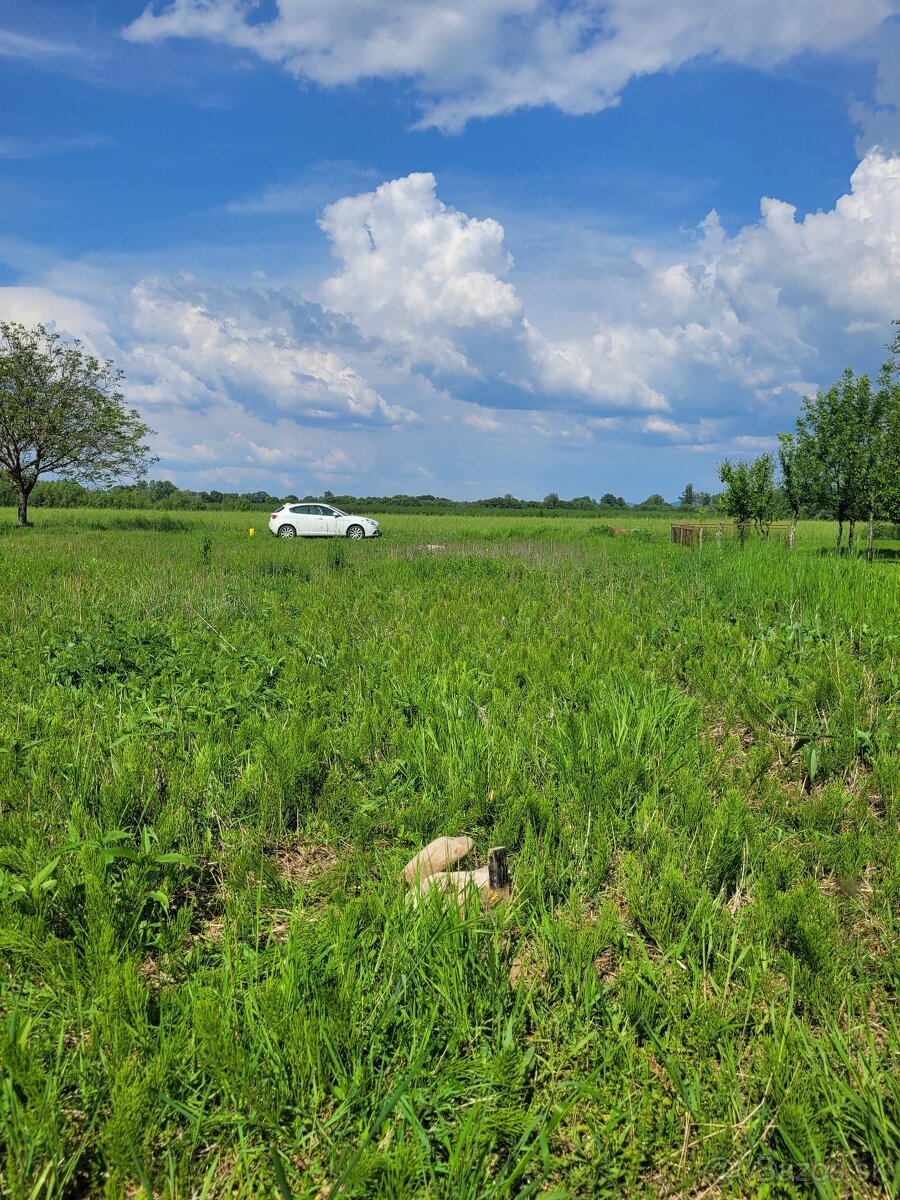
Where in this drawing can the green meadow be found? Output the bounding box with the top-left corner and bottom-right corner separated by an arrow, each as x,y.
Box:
1,510 -> 898,1198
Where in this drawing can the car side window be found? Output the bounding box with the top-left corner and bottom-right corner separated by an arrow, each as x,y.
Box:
290,505 -> 309,514
317,506 -> 335,516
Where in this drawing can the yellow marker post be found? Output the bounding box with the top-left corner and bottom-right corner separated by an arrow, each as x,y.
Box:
248,528 -> 255,537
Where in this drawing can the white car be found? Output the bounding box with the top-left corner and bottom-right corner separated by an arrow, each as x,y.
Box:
268,502 -> 381,540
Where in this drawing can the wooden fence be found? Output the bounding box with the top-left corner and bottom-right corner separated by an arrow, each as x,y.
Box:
670,522 -> 792,548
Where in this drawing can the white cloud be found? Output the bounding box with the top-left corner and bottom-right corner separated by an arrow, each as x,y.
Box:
463,408 -> 503,431
318,171 -> 674,411
320,172 -> 521,369
0,26 -> 78,61
310,447 -> 355,475
314,155 -> 900,420
0,286 -> 113,353
124,0 -> 899,130
524,321 -> 672,411
643,417 -> 686,435
3,148 -> 900,496
515,148 -> 900,421
0,275 -> 417,494
127,279 -> 418,425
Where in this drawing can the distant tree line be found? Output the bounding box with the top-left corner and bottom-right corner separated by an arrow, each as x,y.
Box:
0,478 -> 709,516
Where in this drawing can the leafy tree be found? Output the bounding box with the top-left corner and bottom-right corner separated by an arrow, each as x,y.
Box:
868,370 -> 900,557
876,401 -> 900,519
599,492 -> 627,508
147,479 -> 179,504
543,492 -> 560,508
777,432 -> 813,549
678,483 -> 695,507
0,323 -> 155,526
886,319 -> 900,375
635,493 -> 669,509
796,367 -> 891,552
31,479 -> 89,508
718,454 -> 777,545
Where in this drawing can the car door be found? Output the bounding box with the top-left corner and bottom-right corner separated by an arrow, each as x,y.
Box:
313,505 -> 339,536
288,504 -> 317,535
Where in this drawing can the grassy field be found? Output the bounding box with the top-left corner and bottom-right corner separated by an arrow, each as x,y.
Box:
1,509 -> 898,1198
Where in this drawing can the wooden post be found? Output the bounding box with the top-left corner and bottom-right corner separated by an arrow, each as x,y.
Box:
488,846 -> 510,902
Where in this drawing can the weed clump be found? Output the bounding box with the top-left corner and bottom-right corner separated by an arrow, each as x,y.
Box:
327,541 -> 347,572
90,514 -> 191,532
257,559 -> 311,580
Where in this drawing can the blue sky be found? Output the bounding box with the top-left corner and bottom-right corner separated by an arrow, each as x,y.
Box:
2,1 -> 899,501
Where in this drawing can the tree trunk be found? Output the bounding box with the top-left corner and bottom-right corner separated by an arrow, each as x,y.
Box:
836,519 -> 843,552
867,506 -> 875,563
15,482 -> 32,527
848,518 -> 856,553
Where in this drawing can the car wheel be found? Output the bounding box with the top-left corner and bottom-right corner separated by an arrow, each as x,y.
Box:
346,524 -> 365,540
277,524 -> 297,539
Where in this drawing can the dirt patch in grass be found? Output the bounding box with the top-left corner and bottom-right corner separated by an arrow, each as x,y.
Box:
266,841 -> 340,888
594,946 -> 619,983
818,864 -> 876,903
138,956 -> 177,991
509,942 -> 544,989
705,715 -> 755,753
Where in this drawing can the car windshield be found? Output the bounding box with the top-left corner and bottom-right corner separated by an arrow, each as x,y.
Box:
327,506 -> 347,516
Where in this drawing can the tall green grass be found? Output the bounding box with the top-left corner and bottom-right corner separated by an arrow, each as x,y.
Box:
0,511 -> 898,1197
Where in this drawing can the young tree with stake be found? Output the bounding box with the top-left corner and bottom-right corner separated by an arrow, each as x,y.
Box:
717,454 -> 777,546
794,368 -> 888,553
777,432 -> 812,550
0,323 -> 156,526
869,371 -> 900,556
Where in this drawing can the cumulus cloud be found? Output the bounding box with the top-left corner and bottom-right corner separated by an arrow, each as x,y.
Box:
321,152 -> 900,426
124,0 -> 899,130
0,286 -> 114,353
3,148 -> 899,495
318,171 -> 671,411
715,150 -> 900,317
0,274 -> 418,492
127,279 -> 418,425
320,173 -> 520,369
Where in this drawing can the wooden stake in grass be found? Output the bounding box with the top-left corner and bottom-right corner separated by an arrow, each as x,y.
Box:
417,847 -> 512,907
488,846 -> 510,903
